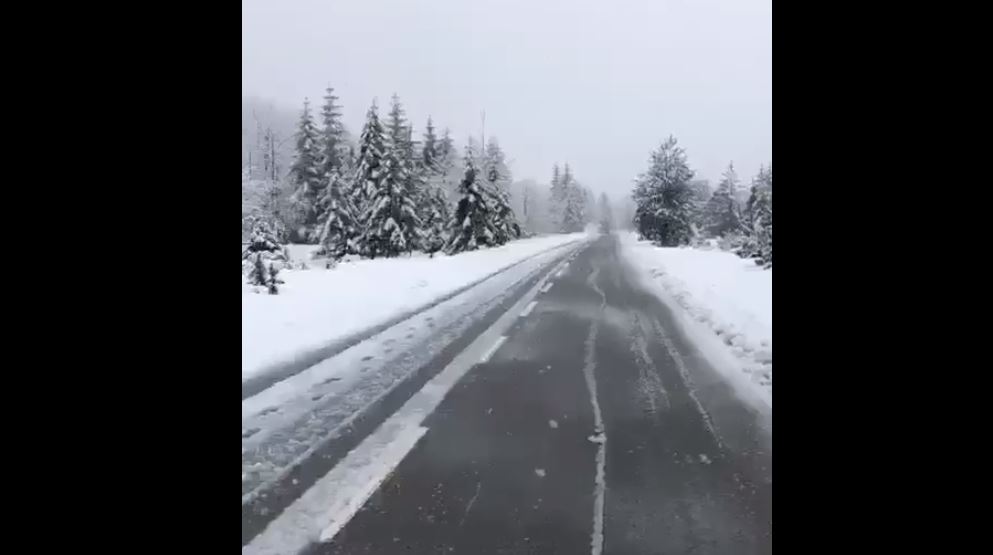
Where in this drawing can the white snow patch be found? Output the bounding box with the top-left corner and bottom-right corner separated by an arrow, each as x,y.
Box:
620,233 -> 772,410
548,419 -> 559,429
534,468 -> 546,478
243,233 -> 587,380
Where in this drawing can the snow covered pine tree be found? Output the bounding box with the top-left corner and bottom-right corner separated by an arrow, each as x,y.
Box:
548,164 -> 564,232
288,99 -> 324,243
360,95 -> 421,258
418,118 -> 451,255
703,162 -> 743,238
349,99 -> 389,257
632,135 -> 695,246
560,164 -> 586,233
598,192 -> 614,233
243,219 -> 288,293
447,146 -> 497,254
739,165 -> 772,268
482,138 -> 520,244
316,87 -> 358,263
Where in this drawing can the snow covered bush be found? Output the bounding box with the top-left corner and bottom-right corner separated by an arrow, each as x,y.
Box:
242,219 -> 288,276
246,253 -> 285,294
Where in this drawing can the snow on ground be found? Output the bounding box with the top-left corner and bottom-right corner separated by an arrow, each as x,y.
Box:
243,233 -> 588,381
620,233 -> 772,408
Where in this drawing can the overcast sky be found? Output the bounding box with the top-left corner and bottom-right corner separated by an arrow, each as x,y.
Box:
243,0 -> 770,194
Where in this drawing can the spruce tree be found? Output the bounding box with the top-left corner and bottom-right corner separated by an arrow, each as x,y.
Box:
420,185 -> 451,256
740,165 -> 772,267
632,136 -> 695,246
350,100 -> 388,256
447,147 -> 497,254
244,219 -> 288,289
316,171 -> 357,262
361,95 -> 421,257
318,86 -> 347,185
483,138 -> 520,244
435,128 -> 460,198
703,162 -> 743,237
560,164 -> 586,233
598,192 -> 614,233
422,117 -> 439,171
688,179 -> 712,237
288,99 -> 324,242
548,164 -> 564,231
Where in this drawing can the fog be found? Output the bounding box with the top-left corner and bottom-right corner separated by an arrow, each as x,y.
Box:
243,0 -> 771,193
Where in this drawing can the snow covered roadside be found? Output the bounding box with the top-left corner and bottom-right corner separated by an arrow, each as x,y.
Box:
243,233 -> 588,381
619,233 -> 772,409
241,239 -> 584,500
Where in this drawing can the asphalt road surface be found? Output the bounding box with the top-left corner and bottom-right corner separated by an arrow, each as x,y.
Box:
249,235 -> 771,555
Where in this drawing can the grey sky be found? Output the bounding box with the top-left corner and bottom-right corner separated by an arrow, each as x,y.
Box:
243,0 -> 770,193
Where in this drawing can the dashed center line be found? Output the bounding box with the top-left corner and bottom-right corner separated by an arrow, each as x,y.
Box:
480,335 -> 508,363
540,282 -> 554,293
520,301 -> 538,317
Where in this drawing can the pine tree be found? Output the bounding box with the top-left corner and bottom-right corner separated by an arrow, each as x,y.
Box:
435,128 -> 460,198
598,193 -> 614,233
632,136 -> 695,246
316,171 -> 357,262
422,117 -> 439,171
483,138 -> 520,244
349,100 -> 388,256
244,218 -> 288,289
361,95 -> 422,258
318,86 -> 347,186
288,98 -> 324,242
687,179 -> 712,237
548,164 -> 564,231
447,147 -> 497,254
420,185 -> 451,256
560,164 -> 586,233
703,162 -> 743,237
243,218 -> 287,261
740,165 -> 772,267
584,187 -> 596,226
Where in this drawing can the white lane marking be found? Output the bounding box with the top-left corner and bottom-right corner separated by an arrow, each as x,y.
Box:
583,265 -> 608,555
459,482 -> 482,526
480,335 -> 508,363
244,243 -> 585,555
520,301 -> 538,318
244,422 -> 427,555
540,282 -> 554,293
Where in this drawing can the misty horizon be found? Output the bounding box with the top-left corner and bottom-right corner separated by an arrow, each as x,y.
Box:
242,0 -> 771,193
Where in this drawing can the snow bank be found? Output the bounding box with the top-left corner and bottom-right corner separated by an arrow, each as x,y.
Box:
620,233 -> 772,407
242,234 -> 587,380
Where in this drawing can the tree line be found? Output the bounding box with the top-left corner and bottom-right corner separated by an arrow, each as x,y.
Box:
246,87 -> 527,262
632,136 -> 772,268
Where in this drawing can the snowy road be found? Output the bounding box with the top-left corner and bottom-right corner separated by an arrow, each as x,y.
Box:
243,235 -> 771,554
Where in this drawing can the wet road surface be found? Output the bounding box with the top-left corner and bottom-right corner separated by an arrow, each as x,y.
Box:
297,235 -> 772,555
